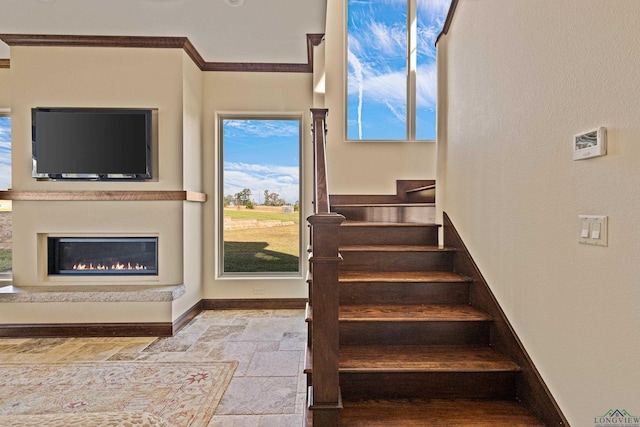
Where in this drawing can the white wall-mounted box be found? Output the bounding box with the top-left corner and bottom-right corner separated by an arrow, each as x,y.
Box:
573,127 -> 607,160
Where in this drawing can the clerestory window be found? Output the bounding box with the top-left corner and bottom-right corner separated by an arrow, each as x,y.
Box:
347,0 -> 451,141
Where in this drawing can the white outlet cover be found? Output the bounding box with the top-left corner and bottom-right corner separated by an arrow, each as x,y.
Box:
578,215 -> 608,246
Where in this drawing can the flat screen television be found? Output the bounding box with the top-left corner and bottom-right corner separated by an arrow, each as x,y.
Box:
32,107 -> 153,180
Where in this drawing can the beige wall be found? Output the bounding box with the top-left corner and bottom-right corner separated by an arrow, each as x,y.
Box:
201,71 -> 313,300
10,46 -> 184,191
437,1 -> 640,424
323,0 -> 436,195
3,44 -> 320,310
0,68 -> 9,107
7,46 -> 198,323
177,53 -> 205,316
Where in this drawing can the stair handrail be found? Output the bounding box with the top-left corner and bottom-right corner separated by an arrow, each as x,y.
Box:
307,108 -> 344,425
311,108 -> 330,214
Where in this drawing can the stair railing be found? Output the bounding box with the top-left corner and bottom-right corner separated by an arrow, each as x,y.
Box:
307,108 -> 344,425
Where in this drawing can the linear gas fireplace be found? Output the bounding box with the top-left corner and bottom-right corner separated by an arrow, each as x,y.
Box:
48,237 -> 158,276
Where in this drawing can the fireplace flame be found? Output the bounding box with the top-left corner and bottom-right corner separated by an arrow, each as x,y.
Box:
72,262 -> 148,271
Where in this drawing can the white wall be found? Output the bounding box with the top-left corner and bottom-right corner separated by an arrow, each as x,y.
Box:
323,0 -> 436,195
437,1 -> 640,424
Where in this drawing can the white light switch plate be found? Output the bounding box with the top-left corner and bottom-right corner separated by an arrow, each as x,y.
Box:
578,215 -> 608,246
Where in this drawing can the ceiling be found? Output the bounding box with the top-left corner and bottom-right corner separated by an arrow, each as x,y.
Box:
0,0 -> 327,64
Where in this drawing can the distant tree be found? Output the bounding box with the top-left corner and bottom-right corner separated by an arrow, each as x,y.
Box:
246,200 -> 255,209
294,201 -> 299,211
263,190 -> 286,206
234,188 -> 252,206
223,195 -> 234,207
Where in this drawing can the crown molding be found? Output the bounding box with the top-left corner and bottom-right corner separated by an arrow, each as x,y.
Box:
0,33 -> 324,73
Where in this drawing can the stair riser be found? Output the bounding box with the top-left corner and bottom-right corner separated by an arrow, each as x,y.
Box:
339,372 -> 517,400
333,206 -> 435,224
406,188 -> 435,203
339,251 -> 454,272
340,282 -> 469,305
339,322 -> 490,346
339,226 -> 439,246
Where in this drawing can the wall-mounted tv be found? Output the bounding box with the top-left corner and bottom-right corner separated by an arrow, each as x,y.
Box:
32,107 -> 153,180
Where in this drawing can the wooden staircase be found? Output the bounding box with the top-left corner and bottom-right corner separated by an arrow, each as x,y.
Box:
305,110 -> 566,426
305,185 -> 547,425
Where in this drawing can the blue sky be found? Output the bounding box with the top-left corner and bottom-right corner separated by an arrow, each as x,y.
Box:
223,119 -> 300,205
347,0 -> 451,140
0,117 -> 10,190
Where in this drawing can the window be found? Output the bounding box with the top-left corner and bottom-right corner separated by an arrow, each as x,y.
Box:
0,113 -> 11,274
347,0 -> 451,141
0,114 -> 9,189
219,117 -> 302,275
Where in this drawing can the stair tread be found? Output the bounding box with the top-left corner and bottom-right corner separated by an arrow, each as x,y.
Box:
339,345 -> 520,372
340,245 -> 454,252
341,220 -> 440,227
338,399 -> 545,426
339,305 -> 492,322
333,203 -> 435,207
340,271 -> 471,283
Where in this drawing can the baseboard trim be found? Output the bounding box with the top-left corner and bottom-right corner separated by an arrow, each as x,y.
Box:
442,212 -> 568,426
203,298 -> 308,310
172,300 -> 203,334
0,298 -> 306,337
0,322 -> 174,338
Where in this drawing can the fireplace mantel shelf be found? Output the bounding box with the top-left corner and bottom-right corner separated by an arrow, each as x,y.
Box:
0,190 -> 206,202
0,284 -> 186,303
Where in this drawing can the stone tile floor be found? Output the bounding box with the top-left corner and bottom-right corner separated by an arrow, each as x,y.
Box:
0,309 -> 307,426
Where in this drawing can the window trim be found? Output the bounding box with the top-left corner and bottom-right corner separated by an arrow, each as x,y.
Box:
216,113 -> 304,279
0,110 -> 11,279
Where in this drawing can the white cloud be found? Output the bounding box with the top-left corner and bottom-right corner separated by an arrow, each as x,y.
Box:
0,118 -> 11,189
369,20 -> 406,57
418,0 -> 452,17
347,48 -> 365,139
416,63 -> 438,108
360,70 -> 406,105
223,120 -> 298,139
0,164 -> 10,189
347,62 -> 437,111
223,161 -> 299,204
347,2 -> 448,126
417,25 -> 440,59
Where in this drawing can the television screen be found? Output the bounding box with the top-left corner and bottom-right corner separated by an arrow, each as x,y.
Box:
32,108 -> 152,180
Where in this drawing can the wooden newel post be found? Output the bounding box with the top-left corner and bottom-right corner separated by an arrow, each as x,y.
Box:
307,107 -> 343,425
307,212 -> 344,426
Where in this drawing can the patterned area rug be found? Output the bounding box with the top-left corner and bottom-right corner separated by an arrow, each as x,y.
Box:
0,361 -> 237,426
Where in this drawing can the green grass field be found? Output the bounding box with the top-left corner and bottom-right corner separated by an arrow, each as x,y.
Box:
223,208 -> 300,273
0,208 -> 300,274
